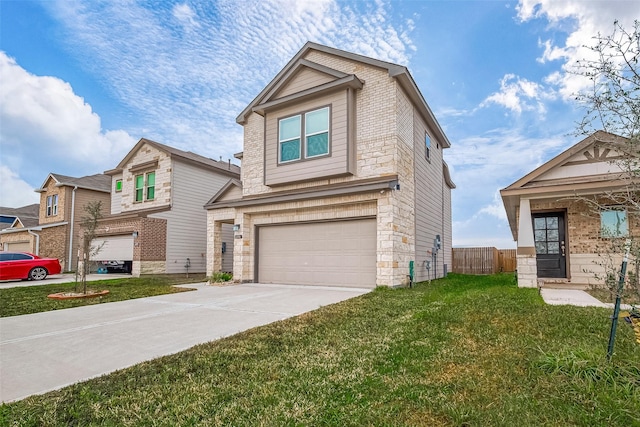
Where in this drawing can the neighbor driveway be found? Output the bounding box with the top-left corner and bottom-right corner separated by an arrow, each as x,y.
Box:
0,282 -> 370,402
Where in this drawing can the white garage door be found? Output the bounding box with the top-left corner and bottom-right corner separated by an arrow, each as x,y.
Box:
91,235 -> 134,261
6,241 -> 31,252
258,219 -> 376,288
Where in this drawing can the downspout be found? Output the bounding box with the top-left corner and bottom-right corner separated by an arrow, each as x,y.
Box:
68,186 -> 78,271
27,229 -> 40,255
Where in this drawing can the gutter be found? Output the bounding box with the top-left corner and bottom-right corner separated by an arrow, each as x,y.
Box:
27,229 -> 40,255
68,186 -> 78,271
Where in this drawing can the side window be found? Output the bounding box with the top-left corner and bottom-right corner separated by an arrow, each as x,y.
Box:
115,179 -> 123,192
425,132 -> 431,161
0,253 -> 11,261
601,209 -> 628,238
12,253 -> 33,260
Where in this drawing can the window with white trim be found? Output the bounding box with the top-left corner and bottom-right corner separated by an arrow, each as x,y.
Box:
279,106 -> 330,163
46,194 -> 58,217
134,172 -> 155,202
601,209 -> 628,237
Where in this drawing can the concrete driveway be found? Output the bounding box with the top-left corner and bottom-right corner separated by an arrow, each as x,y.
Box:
0,273 -> 132,289
0,282 -> 370,402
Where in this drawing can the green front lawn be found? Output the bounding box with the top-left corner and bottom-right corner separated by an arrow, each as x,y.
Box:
0,274 -> 206,317
1,274 -> 638,426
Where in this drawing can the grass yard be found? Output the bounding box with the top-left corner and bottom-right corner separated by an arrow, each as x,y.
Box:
0,274 -> 206,317
1,274 -> 638,426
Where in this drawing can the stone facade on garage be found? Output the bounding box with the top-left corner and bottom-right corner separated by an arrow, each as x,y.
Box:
206,42 -> 455,288
501,131 -> 636,288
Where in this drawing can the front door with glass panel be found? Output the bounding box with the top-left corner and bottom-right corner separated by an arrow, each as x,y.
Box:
533,212 -> 566,278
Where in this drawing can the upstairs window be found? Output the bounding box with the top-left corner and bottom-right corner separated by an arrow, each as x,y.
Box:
115,179 -> 123,192
46,194 -> 58,217
135,172 -> 155,202
305,107 -> 329,158
425,132 -> 431,161
601,209 -> 628,238
279,106 -> 330,163
146,172 -> 155,200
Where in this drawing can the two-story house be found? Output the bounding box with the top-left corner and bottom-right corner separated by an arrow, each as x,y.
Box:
205,42 -> 455,288
99,138 -> 240,276
0,174 -> 111,271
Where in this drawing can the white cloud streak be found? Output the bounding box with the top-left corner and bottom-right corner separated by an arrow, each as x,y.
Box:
0,52 -> 136,203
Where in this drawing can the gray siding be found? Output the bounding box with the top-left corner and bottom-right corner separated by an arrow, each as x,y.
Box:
413,109 -> 449,282
110,174 -> 123,214
265,91 -> 351,186
153,160 -> 231,274
276,67 -> 334,98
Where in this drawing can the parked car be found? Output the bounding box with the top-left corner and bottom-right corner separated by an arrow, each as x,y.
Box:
0,252 -> 62,281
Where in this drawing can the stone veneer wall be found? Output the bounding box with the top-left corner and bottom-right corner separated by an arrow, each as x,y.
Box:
0,230 -> 36,253
39,225 -> 69,270
118,144 -> 172,212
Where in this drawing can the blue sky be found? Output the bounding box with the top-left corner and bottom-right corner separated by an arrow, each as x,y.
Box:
1,0 -> 638,248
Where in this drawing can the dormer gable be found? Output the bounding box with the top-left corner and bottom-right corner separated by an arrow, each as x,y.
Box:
251,59 -> 363,118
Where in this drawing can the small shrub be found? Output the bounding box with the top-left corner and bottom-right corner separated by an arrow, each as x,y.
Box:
210,271 -> 232,283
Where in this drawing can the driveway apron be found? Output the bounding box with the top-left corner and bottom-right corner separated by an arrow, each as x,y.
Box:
0,283 -> 370,402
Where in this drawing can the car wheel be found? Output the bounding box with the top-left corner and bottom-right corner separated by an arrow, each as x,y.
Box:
29,267 -> 48,281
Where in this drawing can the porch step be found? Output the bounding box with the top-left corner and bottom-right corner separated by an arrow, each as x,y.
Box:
537,279 -> 589,290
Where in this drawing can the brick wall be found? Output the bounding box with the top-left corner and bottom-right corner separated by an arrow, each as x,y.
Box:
39,225 -> 69,268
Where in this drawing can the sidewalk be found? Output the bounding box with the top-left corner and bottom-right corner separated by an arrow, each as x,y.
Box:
0,273 -> 132,289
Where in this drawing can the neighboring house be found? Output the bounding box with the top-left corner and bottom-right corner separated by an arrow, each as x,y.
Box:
501,131 -> 634,288
0,204 -> 39,232
0,174 -> 111,270
100,138 -> 240,276
205,42 -> 455,288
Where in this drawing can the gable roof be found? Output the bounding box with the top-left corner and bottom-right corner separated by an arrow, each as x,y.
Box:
104,138 -> 240,177
500,131 -> 633,239
35,173 -> 111,193
0,204 -> 39,230
237,41 -> 450,149
204,179 -> 243,206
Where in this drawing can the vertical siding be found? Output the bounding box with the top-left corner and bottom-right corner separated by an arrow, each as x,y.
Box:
413,108 -> 449,282
153,161 -> 232,274
264,91 -> 350,185
110,174 -> 123,214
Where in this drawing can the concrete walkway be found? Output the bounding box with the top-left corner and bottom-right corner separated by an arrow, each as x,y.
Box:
0,282 -> 370,403
540,288 -> 634,310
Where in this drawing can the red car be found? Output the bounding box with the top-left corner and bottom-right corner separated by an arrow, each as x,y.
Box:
0,252 -> 62,281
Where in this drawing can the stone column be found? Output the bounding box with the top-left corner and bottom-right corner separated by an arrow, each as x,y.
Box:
516,198 -> 537,287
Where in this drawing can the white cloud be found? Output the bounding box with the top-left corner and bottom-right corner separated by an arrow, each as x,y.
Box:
517,0 -> 640,99
41,0 -> 414,160
480,74 -> 554,115
0,166 -> 40,207
172,4 -> 200,28
0,52 -> 135,206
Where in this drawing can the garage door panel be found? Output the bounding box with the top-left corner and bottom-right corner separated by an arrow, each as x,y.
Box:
258,219 -> 376,288
7,242 -> 31,252
91,236 -> 134,261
